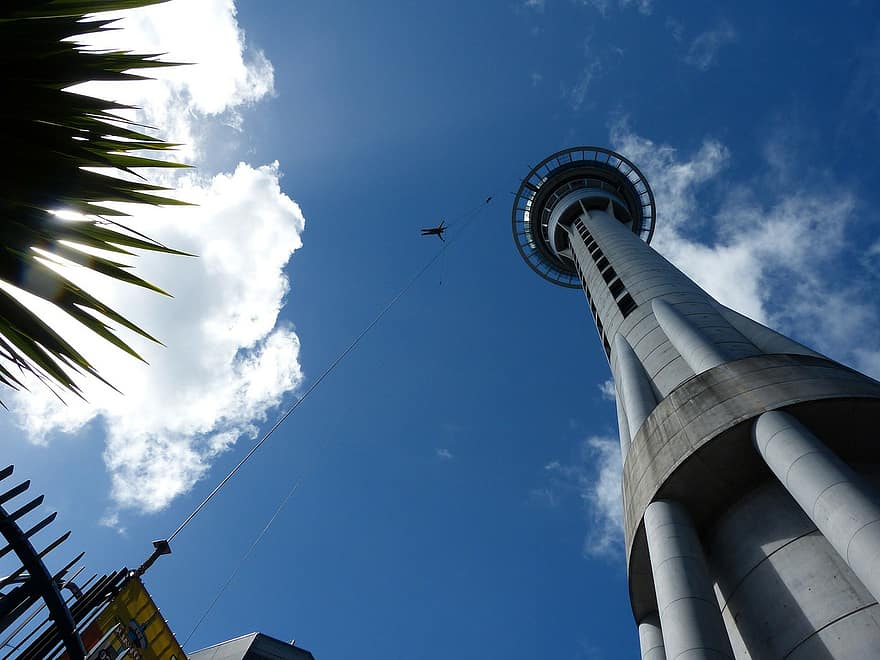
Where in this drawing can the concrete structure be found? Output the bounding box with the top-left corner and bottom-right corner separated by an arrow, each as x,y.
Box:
511,147 -> 880,659
188,632 -> 315,660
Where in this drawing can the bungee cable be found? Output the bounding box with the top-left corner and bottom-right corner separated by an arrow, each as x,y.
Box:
136,195 -> 494,578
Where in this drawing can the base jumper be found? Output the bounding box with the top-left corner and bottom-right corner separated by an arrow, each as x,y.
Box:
420,220 -> 446,241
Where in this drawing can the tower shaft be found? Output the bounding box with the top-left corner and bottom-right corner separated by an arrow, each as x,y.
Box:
512,147 -> 880,659
572,203 -> 880,659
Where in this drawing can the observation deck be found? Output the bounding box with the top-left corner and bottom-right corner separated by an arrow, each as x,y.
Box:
511,146 -> 656,288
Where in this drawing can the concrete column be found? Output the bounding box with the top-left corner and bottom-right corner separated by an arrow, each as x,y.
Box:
713,304 -> 823,359
614,382 -> 632,464
754,410 -> 880,604
612,335 -> 657,437
644,500 -> 734,660
638,612 -> 667,660
652,299 -> 727,375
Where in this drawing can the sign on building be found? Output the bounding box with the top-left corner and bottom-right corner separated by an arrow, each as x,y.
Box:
78,575 -> 185,660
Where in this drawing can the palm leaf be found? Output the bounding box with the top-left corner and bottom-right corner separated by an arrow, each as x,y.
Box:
0,0 -> 191,402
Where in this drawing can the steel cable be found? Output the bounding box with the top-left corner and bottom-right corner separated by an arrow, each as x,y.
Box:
163,197 -> 493,547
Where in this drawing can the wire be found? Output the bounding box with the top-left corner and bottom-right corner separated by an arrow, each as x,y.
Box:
163,196 -> 492,546
181,480 -> 301,648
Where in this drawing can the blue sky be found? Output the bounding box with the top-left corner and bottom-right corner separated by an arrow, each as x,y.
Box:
4,1 -> 880,658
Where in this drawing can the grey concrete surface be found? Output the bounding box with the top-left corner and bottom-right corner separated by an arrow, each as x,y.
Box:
613,334 -> 658,439
639,612 -> 667,660
615,382 -> 633,463
644,500 -> 734,660
708,478 -> 880,658
786,604 -> 880,659
755,410 -> 880,605
713,303 -> 823,359
623,355 -> 880,561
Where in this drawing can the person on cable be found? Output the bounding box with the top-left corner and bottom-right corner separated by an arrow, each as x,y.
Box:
420,220 -> 447,241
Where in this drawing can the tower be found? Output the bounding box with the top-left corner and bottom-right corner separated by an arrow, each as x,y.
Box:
512,147 -> 880,659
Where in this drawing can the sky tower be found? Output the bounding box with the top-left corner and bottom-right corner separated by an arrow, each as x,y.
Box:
512,147 -> 880,659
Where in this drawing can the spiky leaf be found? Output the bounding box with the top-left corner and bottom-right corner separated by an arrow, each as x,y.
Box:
0,0 -> 190,402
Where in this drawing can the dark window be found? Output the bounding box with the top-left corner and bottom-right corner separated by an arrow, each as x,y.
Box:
590,301 -> 597,318
596,315 -> 603,334
618,293 -> 637,318
595,255 -> 609,271
585,237 -> 596,250
603,334 -> 611,358
609,278 -> 625,298
602,266 -> 617,283
589,243 -> 601,256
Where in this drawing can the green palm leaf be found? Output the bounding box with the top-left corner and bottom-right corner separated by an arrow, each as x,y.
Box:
0,0 -> 190,402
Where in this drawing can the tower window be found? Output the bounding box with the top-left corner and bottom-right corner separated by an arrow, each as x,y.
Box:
603,334 -> 611,358
609,278 -> 624,298
618,293 -> 637,318
596,255 -> 609,271
602,266 -> 617,283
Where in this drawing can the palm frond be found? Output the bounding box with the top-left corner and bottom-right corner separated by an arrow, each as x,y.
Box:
0,0 -> 190,401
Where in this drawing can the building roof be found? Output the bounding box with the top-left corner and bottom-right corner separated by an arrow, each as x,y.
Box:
188,632 -> 315,660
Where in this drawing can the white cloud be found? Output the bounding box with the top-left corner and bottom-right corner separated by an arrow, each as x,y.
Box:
665,17 -> 685,43
684,21 -> 737,71
529,487 -> 559,508
565,60 -> 602,111
581,0 -> 610,15
535,436 -> 623,558
12,164 -> 305,513
579,0 -> 652,16
100,512 -> 126,537
582,437 -> 623,557
73,0 -> 274,163
436,448 -> 454,460
598,379 -> 616,402
562,35 -> 603,112
621,0 -> 652,14
9,1 -> 306,516
523,0 -> 546,12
